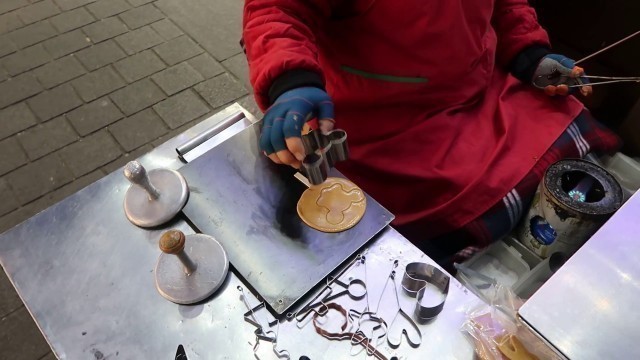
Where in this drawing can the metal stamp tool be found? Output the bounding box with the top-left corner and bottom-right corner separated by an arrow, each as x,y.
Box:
301,129 -> 349,185
123,160 -> 189,228
401,262 -> 450,324
155,230 -> 229,305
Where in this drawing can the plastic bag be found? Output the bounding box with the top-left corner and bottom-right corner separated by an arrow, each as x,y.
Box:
460,284 -> 563,360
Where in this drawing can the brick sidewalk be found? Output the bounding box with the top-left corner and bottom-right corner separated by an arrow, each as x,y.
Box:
0,1 -> 257,358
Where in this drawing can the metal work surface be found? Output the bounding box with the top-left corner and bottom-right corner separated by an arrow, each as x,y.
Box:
0,104 -> 480,359
519,190 -> 640,359
179,123 -> 394,314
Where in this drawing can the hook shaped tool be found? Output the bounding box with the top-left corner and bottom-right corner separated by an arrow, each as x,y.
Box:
386,270 -> 422,349
534,72 -> 640,88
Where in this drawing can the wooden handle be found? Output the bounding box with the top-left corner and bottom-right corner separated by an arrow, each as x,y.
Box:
159,230 -> 186,254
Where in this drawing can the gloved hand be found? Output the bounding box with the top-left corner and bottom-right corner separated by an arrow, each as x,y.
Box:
532,54 -> 593,97
260,87 -> 335,168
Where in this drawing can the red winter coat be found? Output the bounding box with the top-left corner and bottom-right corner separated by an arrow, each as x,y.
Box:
243,0 -> 585,239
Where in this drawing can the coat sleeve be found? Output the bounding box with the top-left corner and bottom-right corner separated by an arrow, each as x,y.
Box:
243,1 -> 332,110
492,0 -> 551,67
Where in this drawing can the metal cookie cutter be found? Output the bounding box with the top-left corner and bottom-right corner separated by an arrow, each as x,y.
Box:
295,276 -> 366,323
387,270 -> 422,349
401,262 -> 450,324
301,129 -> 349,185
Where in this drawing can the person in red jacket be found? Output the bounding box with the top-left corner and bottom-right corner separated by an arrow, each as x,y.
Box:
242,1 -> 620,265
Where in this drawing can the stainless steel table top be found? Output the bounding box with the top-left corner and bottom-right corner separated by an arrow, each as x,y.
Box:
519,190 -> 640,360
0,104 -> 481,359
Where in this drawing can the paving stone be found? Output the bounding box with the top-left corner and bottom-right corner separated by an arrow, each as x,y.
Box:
0,265 -> 22,315
114,25 -> 162,55
0,179 -> 19,217
4,151 -> 72,203
33,54 -> 86,88
0,197 -> 41,233
0,12 -> 23,34
0,136 -> 28,176
151,18 -> 182,41
0,164 -> 100,232
17,0 -> 60,25
0,35 -> 17,57
46,169 -> 104,202
101,143 -> 151,173
0,68 -> 7,82
0,307 -> 50,360
82,16 -> 126,43
27,83 -> 82,121
17,116 -> 78,159
8,19 -> 56,48
57,130 -> 120,176
67,97 -> 123,135
54,0 -> 97,11
237,95 -> 262,119
222,52 -> 251,90
0,72 -> 43,109
0,0 -> 29,16
110,78 -> 165,115
71,66 -> 125,102
86,0 -> 130,19
153,35 -> 202,67
109,108 -> 167,151
2,43 -> 51,75
187,53 -> 224,79
113,49 -> 164,83
0,103 -> 38,140
194,73 -> 248,109
42,29 -> 90,58
153,89 -> 209,129
118,3 -> 163,29
152,62 -> 203,96
126,0 -> 154,7
5,169 -> 104,221
75,39 -> 125,70
155,0 -> 243,61
49,7 -> 94,33
39,352 -> 57,360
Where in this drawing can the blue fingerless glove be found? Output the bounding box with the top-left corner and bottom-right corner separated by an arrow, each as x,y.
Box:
260,87 -> 334,157
532,54 -> 590,94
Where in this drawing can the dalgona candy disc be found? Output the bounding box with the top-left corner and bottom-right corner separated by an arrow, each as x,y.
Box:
297,177 -> 366,233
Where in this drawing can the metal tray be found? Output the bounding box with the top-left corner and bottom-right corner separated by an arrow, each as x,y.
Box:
179,123 -> 394,314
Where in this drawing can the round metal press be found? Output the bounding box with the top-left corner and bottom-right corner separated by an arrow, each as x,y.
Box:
123,161 -> 189,228
155,230 -> 229,305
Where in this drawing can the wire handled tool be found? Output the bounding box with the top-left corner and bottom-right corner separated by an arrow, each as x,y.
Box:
534,29 -> 640,89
